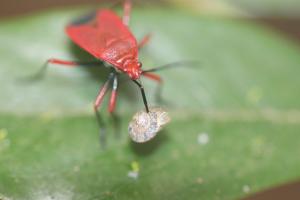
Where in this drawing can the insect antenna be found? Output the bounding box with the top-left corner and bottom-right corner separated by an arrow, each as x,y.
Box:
132,79 -> 149,113
142,60 -> 198,73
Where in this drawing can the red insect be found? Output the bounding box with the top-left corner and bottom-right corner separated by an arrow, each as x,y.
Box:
36,0 -> 180,141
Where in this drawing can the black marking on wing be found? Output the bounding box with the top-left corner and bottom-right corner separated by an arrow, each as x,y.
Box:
69,11 -> 98,26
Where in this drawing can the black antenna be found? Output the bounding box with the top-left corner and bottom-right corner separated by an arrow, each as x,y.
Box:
142,60 -> 198,73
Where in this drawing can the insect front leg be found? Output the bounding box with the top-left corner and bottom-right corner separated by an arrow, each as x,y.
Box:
132,80 -> 150,113
94,72 -> 115,147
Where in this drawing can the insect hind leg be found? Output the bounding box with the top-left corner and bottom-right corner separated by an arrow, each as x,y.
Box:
94,72 -> 115,147
25,58 -> 102,82
123,0 -> 132,26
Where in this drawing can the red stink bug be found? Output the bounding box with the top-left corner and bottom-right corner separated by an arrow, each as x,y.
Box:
34,0 -> 187,142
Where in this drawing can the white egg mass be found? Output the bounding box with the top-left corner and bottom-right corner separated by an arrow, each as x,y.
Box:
128,107 -> 171,143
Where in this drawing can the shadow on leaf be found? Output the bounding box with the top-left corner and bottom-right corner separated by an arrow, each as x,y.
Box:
129,130 -> 169,156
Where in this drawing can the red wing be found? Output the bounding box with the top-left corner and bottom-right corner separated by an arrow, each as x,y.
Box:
65,10 -> 138,69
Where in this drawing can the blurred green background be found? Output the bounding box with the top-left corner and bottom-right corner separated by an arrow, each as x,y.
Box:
0,0 -> 299,200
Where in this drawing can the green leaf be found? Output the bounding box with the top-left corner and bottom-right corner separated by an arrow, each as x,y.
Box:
0,7 -> 300,200
224,0 -> 300,17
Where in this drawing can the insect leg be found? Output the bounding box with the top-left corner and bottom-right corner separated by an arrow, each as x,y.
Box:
132,80 -> 150,113
142,72 -> 162,83
108,75 -> 118,113
94,72 -> 115,147
29,58 -> 102,81
142,72 -> 164,103
122,0 -> 132,26
138,33 -> 152,49
108,75 -> 121,138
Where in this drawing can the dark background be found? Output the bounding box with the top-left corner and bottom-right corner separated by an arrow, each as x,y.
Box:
0,0 -> 299,44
